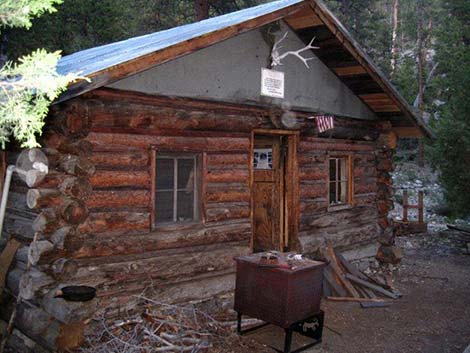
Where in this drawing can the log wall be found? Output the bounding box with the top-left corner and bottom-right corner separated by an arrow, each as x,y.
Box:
298,137 -> 380,252
1,88 -> 395,351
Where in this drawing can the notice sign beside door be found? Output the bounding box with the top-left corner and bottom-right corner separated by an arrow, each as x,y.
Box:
261,68 -> 284,98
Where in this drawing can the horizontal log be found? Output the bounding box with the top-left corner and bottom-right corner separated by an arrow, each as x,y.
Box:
299,168 -> 328,181
28,240 -> 54,266
300,183 -> 326,199
299,199 -> 328,214
49,226 -> 75,249
205,188 -> 250,203
86,190 -> 151,209
205,204 -> 250,222
77,211 -> 150,236
48,98 -> 91,139
27,189 -> 63,209
28,170 -> 92,200
86,87 -> 269,117
86,133 -> 250,152
205,169 -> 249,183
59,176 -> 93,199
6,268 -> 24,295
353,166 -> 376,178
90,104 -> 269,133
354,182 -> 377,194
300,207 -> 377,232
72,220 -> 250,259
97,271 -> 236,313
59,155 -> 95,176
73,245 -> 249,289
51,258 -> 79,280
299,139 -> 375,152
206,153 -> 249,171
298,153 -> 327,166
59,199 -> 89,225
14,302 -> 88,351
45,135 -> 93,156
90,170 -> 150,188
299,223 -> 379,254
19,268 -> 55,300
32,209 -> 61,234
89,150 -> 149,168
6,191 -> 32,213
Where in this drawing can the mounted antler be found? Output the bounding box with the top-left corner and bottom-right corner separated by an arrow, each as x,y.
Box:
271,32 -> 319,69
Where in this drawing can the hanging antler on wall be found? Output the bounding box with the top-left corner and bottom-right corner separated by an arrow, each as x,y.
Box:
271,32 -> 319,69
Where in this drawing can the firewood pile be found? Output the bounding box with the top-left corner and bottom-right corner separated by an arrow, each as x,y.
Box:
79,296 -> 270,353
321,246 -> 401,305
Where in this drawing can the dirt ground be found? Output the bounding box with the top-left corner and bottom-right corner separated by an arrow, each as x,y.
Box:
245,231 -> 470,353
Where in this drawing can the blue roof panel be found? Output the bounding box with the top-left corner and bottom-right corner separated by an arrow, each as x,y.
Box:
57,0 -> 304,77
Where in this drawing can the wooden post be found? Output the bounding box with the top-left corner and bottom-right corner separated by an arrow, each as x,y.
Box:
402,190 -> 408,222
418,191 -> 424,224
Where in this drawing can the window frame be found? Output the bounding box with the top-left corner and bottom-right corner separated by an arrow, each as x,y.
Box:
151,150 -> 202,228
327,154 -> 353,211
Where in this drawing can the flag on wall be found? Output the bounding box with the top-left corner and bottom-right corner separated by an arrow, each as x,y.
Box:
313,115 -> 334,133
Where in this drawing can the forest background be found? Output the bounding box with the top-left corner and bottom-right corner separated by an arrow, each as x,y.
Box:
1,0 -> 469,217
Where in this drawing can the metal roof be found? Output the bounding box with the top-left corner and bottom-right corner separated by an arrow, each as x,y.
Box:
57,0 -> 303,77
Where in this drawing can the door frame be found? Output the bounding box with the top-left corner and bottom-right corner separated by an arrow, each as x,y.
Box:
250,129 -> 300,252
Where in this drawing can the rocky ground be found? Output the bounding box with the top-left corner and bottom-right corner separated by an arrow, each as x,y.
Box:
245,230 -> 470,353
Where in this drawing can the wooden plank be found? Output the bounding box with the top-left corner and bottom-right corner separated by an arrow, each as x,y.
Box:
0,239 -> 21,293
325,247 -> 361,298
326,297 -> 388,303
360,301 -> 392,308
335,253 -> 378,299
345,273 -> 399,299
285,7 -> 323,29
391,127 -> 424,138
323,267 -> 347,297
333,65 -> 367,76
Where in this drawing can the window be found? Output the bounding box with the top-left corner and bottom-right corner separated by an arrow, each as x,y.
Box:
154,155 -> 199,224
329,156 -> 351,207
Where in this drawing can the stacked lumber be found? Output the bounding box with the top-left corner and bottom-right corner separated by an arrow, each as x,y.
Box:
321,246 -> 400,304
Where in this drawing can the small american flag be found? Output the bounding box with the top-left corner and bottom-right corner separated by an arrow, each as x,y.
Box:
313,115 -> 334,133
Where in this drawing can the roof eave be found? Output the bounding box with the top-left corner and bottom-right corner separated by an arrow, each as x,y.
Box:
309,0 -> 434,139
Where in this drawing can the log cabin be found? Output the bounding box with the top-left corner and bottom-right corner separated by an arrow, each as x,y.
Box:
0,0 -> 432,350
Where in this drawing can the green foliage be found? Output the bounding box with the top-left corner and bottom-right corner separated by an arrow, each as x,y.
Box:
0,49 -> 79,148
5,0 -> 269,60
0,0 -> 62,31
428,0 -> 470,217
0,0 -> 81,148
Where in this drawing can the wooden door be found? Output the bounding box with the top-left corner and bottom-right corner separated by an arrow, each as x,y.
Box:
252,135 -> 284,252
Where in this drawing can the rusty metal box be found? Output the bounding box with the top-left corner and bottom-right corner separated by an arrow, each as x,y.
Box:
234,253 -> 325,328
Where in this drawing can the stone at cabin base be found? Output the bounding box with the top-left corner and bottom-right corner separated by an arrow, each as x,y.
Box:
376,245 -> 403,264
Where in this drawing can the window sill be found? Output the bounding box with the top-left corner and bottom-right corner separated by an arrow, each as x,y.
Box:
327,204 -> 353,212
152,221 -> 202,232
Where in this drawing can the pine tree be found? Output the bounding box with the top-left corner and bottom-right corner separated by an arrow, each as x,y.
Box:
0,0 -> 81,148
428,0 -> 470,216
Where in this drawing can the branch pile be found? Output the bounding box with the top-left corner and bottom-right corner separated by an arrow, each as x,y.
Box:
79,296 -> 270,353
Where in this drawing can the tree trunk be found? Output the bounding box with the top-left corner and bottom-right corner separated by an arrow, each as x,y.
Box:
390,0 -> 400,77
195,0 -> 209,21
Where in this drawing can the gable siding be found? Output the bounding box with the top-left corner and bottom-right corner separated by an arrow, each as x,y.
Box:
108,23 -> 376,121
